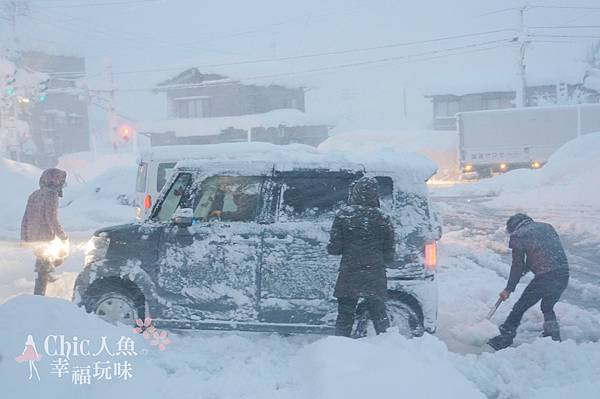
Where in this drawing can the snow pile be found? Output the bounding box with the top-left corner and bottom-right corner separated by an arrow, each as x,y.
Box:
0,158 -> 41,239
0,153 -> 137,238
583,68 -> 600,93
57,152 -> 136,183
440,132 -> 600,207
0,295 -> 485,399
60,163 -> 136,233
454,340 -> 600,399
319,129 -> 458,180
299,333 -> 484,399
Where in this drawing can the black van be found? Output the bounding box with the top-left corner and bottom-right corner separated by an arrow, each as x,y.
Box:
74,156 -> 441,337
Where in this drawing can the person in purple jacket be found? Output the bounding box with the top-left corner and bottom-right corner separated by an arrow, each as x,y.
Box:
488,213 -> 570,350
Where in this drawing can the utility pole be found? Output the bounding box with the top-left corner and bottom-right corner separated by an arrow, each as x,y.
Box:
1,1 -> 29,55
105,61 -> 119,152
515,5 -> 530,108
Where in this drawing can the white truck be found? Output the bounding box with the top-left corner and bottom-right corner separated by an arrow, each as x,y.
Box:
457,104 -> 600,177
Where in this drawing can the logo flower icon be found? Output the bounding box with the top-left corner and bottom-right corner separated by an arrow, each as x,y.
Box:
133,318 -> 171,351
149,330 -> 171,351
133,318 -> 156,340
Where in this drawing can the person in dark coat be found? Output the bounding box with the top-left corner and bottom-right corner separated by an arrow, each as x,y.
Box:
488,213 -> 570,350
327,176 -> 395,337
21,168 -> 68,296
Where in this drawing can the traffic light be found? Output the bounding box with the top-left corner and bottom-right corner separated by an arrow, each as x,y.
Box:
119,124 -> 132,141
4,72 -> 16,96
38,79 -> 49,103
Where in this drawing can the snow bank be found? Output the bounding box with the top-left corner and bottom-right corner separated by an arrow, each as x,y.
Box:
57,152 -> 136,183
299,333 -> 484,399
454,340 -> 600,399
441,132 -> 600,206
2,293 -> 598,399
0,295 -> 484,399
60,163 -> 136,233
0,153 -> 136,239
0,158 -> 41,239
319,129 -> 458,180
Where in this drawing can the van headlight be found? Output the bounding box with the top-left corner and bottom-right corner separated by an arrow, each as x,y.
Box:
84,235 -> 110,264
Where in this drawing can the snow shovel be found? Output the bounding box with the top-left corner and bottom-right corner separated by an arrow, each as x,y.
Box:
486,298 -> 504,320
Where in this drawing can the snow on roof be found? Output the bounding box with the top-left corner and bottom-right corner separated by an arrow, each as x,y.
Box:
160,142 -> 436,192
156,68 -> 229,88
137,109 -> 328,137
584,68 -> 600,93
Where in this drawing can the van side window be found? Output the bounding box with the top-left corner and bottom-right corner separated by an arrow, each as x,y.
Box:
157,162 -> 177,192
193,176 -> 264,222
136,162 -> 148,193
375,176 -> 393,199
154,173 -> 193,222
277,171 -> 362,220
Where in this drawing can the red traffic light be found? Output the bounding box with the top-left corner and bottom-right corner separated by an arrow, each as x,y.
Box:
119,125 -> 132,141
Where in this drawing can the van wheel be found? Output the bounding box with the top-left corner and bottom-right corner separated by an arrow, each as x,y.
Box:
352,299 -> 424,338
93,292 -> 140,326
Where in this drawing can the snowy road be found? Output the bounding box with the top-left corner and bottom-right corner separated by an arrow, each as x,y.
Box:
1,194 -> 600,398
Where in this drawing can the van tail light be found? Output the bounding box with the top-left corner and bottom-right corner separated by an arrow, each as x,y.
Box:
144,194 -> 152,209
424,241 -> 437,271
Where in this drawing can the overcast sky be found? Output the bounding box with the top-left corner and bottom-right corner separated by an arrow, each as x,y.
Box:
4,0 -> 599,130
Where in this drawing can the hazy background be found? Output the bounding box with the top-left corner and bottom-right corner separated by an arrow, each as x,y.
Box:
3,0 -> 598,130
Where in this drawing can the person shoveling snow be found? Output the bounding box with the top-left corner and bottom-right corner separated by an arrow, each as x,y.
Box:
487,213 -> 570,351
20,168 -> 70,296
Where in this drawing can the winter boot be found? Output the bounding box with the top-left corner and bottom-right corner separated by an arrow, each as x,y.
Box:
487,324 -> 516,351
542,321 -> 561,342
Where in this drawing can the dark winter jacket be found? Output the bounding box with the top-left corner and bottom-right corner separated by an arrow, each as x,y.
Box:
21,168 -> 68,244
327,177 -> 395,299
506,220 -> 569,292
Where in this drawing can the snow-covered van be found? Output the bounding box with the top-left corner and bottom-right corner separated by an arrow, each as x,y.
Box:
135,146 -> 201,219
75,143 -> 441,337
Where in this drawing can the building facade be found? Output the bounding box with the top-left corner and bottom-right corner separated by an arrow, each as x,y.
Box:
427,83 -> 600,130
157,68 -> 305,119
20,51 -> 90,166
146,68 -> 328,147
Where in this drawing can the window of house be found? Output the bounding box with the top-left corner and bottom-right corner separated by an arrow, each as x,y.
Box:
434,101 -> 459,117
173,98 -> 206,118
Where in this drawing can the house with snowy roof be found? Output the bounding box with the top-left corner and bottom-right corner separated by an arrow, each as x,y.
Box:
139,68 -> 330,147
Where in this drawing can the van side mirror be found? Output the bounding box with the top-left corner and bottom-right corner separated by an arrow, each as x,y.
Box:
172,208 -> 193,228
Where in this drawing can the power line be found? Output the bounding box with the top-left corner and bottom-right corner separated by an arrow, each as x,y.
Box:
531,33 -> 600,39
530,5 -> 600,11
34,0 -> 160,9
107,29 -> 516,76
530,25 -> 600,29
113,39 -> 513,92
